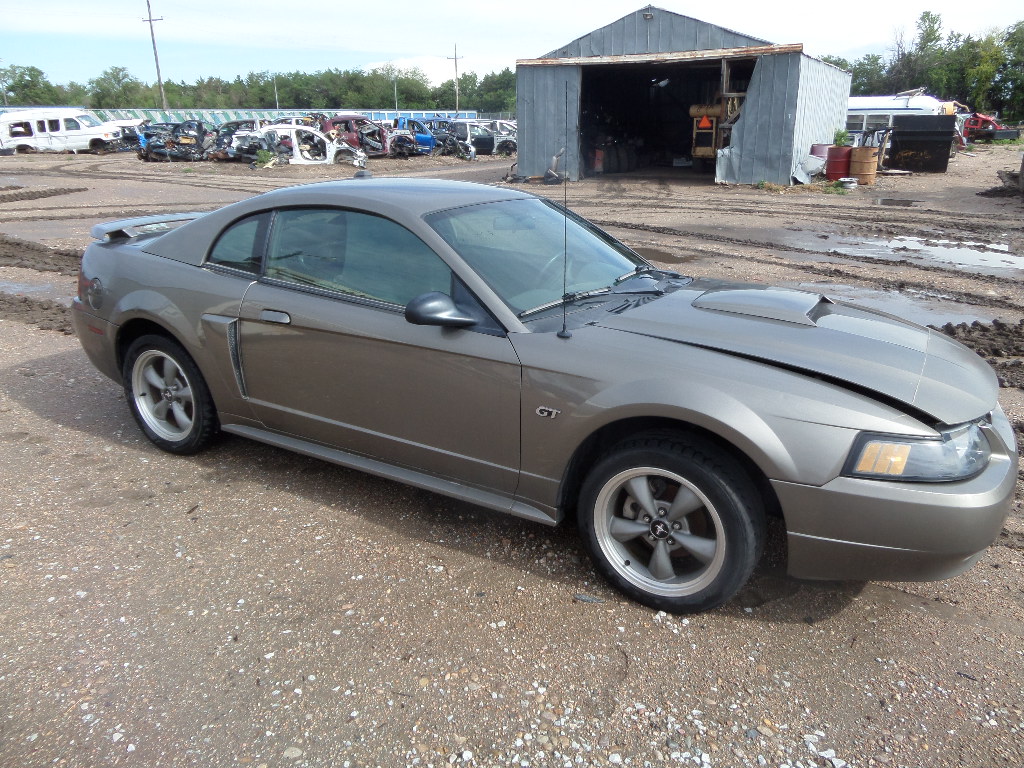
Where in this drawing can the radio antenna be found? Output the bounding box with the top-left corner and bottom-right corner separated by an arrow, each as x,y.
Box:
557,82 -> 572,340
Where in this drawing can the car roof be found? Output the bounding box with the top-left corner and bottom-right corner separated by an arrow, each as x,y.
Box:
249,178 -> 535,220
142,178 -> 538,264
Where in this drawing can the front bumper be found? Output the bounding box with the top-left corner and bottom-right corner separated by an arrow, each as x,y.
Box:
775,407 -> 1017,582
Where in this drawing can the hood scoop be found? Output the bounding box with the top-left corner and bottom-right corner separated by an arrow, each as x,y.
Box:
692,288 -> 833,326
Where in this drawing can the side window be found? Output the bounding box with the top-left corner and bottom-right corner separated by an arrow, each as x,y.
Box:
36,120 -> 47,132
48,119 -> 61,132
9,122 -> 33,137
207,213 -> 266,273
864,114 -> 891,132
264,208 -> 451,306
64,118 -> 81,131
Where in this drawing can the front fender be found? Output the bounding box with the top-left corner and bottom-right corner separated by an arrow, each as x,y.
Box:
512,327 -> 924,511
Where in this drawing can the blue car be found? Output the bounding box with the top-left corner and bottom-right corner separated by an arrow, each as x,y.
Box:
391,117 -> 436,154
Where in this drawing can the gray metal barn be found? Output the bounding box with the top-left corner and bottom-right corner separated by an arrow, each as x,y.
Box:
515,6 -> 851,184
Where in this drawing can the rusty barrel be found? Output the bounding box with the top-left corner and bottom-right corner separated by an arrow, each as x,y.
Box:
825,146 -> 852,181
849,146 -> 879,185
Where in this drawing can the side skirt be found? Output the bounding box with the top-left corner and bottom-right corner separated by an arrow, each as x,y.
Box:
222,424 -> 561,526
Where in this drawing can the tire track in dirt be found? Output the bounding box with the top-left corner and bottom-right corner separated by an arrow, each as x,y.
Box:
0,233 -> 81,274
0,204 -> 221,225
19,160 -> 283,196
595,218 -> 1024,292
0,293 -> 72,334
0,187 -> 88,204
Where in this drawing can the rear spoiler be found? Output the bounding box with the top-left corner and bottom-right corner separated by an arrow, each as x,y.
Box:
90,212 -> 208,241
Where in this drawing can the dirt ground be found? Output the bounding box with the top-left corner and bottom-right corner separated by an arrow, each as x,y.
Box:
1,147 -> 1023,768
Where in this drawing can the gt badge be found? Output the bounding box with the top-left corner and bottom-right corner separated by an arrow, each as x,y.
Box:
535,406 -> 561,419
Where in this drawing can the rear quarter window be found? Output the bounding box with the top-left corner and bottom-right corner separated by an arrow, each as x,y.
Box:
207,214 -> 267,274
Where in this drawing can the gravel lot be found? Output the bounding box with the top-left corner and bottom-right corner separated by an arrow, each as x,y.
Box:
0,147 -> 1022,768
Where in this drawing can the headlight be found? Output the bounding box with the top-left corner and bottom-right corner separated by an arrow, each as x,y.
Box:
844,421 -> 991,482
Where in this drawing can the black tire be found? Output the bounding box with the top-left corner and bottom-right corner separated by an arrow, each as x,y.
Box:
578,434 -> 765,614
122,334 -> 218,454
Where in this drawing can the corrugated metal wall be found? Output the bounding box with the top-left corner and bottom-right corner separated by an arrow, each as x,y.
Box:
791,57 -> 851,179
516,66 -> 582,180
718,54 -> 849,184
716,54 -> 801,185
544,7 -> 769,57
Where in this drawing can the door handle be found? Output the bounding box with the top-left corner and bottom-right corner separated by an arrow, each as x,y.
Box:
260,309 -> 291,324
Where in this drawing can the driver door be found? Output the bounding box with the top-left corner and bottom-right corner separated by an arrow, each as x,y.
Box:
236,206 -> 522,494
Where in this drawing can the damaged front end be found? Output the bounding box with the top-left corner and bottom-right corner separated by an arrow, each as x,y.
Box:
138,121 -> 215,162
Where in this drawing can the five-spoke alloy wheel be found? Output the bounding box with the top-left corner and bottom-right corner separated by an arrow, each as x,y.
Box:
579,434 -> 765,614
123,335 -> 218,454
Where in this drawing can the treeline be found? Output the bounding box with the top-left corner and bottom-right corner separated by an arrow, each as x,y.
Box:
3,12 -> 1022,120
0,64 -> 516,113
823,13 -> 1024,120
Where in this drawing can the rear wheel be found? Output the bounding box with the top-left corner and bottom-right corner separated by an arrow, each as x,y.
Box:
578,434 -> 765,613
122,335 -> 218,454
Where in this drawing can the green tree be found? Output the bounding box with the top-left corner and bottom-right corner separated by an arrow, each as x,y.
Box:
432,72 -> 479,111
88,66 -> 143,108
476,68 -> 516,112
964,32 -> 1005,112
994,21 -> 1024,119
0,65 -> 61,105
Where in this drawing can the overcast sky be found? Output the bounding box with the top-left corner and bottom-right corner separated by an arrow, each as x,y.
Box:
2,1 -> 1020,89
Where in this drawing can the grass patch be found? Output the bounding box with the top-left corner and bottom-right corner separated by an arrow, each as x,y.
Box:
820,180 -> 850,195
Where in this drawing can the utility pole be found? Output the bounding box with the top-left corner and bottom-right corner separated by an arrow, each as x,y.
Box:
143,0 -> 169,110
447,44 -> 463,115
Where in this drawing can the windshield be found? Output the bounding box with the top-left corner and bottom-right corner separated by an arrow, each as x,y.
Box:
76,114 -> 102,127
425,197 -> 646,314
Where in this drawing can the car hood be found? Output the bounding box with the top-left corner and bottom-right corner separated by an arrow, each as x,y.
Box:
596,281 -> 997,425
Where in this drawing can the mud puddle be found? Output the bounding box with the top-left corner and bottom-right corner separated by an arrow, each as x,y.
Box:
874,198 -> 922,207
771,229 -> 1022,278
789,281 -> 994,326
0,279 -> 73,305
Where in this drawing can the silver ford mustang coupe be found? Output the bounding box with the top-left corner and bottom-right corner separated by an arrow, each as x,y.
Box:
72,177 -> 1017,613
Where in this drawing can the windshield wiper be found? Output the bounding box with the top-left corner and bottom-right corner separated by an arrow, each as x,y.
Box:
614,265 -> 660,284
519,287 -> 611,318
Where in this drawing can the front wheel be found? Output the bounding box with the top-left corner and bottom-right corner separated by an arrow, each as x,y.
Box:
578,434 -> 765,613
122,335 -> 218,454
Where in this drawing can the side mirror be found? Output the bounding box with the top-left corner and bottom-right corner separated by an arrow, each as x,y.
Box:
405,292 -> 477,328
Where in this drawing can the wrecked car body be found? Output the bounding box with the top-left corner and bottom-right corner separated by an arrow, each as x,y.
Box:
391,118 -> 437,154
237,125 -> 367,167
423,119 -> 477,159
138,121 -> 215,162
206,120 -> 263,161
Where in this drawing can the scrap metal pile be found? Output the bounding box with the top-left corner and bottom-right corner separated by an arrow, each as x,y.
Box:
135,113 -> 517,167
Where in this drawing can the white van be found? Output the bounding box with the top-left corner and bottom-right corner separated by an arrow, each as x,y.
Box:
846,90 -> 962,134
0,108 -> 124,153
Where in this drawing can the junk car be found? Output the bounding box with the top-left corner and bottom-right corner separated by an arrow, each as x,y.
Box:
71,177 -> 1017,614
138,121 -> 215,162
